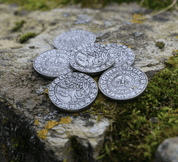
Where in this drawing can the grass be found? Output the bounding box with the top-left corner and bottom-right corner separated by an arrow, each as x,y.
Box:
12,20 -> 26,32
79,50 -> 178,162
19,32 -> 37,43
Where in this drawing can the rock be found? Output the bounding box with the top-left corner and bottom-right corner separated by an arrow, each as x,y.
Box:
149,117 -> 159,124
154,137 -> 178,162
0,1 -> 178,162
75,14 -> 92,24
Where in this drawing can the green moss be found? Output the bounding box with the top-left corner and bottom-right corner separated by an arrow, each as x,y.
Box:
19,32 -> 37,43
0,0 -> 177,11
140,0 -> 175,11
156,41 -> 165,49
81,51 -> 178,162
12,20 -> 25,32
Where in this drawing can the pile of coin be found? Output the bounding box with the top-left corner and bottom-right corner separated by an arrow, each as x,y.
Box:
33,30 -> 148,112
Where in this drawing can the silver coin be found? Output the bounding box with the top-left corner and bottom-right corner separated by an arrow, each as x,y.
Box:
69,43 -> 115,75
33,49 -> 72,78
53,30 -> 96,50
99,66 -> 148,100
105,43 -> 135,67
48,72 -> 98,112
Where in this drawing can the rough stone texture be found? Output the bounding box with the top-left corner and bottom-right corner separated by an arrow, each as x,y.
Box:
154,137 -> 178,162
0,2 -> 178,162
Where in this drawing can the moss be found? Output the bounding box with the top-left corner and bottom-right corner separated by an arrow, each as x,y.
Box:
0,0 -> 177,12
3,117 -> 9,124
19,32 -> 37,43
80,51 -> 178,162
2,144 -> 9,161
12,20 -> 25,32
140,0 -> 175,11
156,41 -> 165,49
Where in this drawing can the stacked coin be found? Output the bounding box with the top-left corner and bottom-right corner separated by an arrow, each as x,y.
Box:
33,29 -> 148,112
69,43 -> 115,75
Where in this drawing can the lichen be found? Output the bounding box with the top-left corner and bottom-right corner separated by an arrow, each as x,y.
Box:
45,120 -> 59,129
38,117 -> 73,139
59,116 -> 73,124
38,129 -> 48,139
34,118 -> 40,125
130,13 -> 146,24
45,88 -> 48,94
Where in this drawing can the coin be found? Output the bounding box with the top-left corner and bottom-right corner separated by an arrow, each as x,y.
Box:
105,43 -> 135,67
53,30 -> 96,50
69,43 -> 115,75
33,49 -> 72,78
98,66 -> 148,100
48,72 -> 98,112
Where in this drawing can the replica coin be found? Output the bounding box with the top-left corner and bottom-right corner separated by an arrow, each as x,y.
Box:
53,30 -> 96,50
105,43 -> 135,67
33,49 -> 72,78
99,66 -> 148,100
70,43 -> 115,75
48,72 -> 98,112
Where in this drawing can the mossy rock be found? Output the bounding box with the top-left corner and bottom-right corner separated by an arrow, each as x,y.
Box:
82,51 -> 178,162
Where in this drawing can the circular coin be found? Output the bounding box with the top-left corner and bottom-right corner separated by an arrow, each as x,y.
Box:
98,66 -> 148,100
33,49 -> 72,78
105,43 -> 135,67
70,43 -> 115,75
53,30 -> 96,50
48,72 -> 98,112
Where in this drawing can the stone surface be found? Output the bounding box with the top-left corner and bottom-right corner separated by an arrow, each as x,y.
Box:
154,137 -> 178,162
0,1 -> 178,162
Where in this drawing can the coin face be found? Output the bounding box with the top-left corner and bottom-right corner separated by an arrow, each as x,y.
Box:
105,43 -> 135,67
99,66 -> 148,100
48,72 -> 98,112
70,43 -> 115,75
33,49 -> 72,78
53,30 -> 96,50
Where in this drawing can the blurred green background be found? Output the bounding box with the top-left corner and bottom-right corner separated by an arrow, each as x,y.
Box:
0,0 -> 177,12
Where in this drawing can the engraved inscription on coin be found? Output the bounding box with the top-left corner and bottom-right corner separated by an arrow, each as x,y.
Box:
105,43 -> 135,67
53,30 -> 96,50
33,49 -> 72,78
99,66 -> 148,100
48,72 -> 98,112
70,43 -> 115,75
